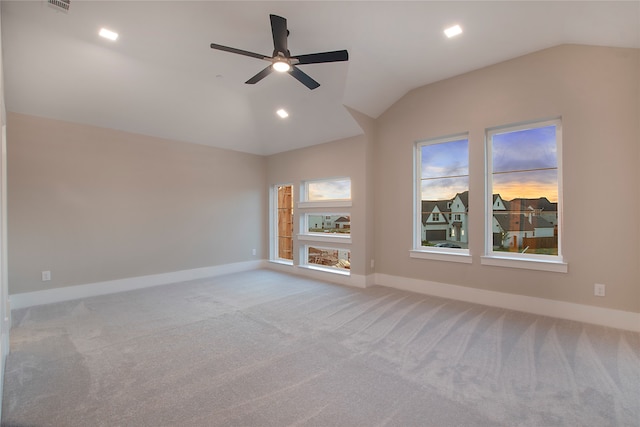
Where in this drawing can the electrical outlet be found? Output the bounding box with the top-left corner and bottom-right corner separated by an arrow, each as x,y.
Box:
42,270 -> 51,281
594,283 -> 605,297
370,259 -> 375,269
252,248 -> 257,256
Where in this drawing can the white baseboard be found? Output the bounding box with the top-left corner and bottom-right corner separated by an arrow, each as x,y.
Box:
375,273 -> 640,332
10,264 -> 636,332
9,260 -> 266,310
0,327 -> 7,413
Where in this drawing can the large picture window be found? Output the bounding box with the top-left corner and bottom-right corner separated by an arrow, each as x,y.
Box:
413,134 -> 470,260
485,118 -> 564,269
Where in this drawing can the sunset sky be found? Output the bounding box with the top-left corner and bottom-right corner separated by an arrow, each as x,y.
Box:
420,138 -> 469,201
420,125 -> 558,203
307,178 -> 351,200
492,125 -> 558,202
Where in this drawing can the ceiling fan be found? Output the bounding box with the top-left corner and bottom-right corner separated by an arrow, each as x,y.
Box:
210,14 -> 348,90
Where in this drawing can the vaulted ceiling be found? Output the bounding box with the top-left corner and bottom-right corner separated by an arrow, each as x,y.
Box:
2,1 -> 638,155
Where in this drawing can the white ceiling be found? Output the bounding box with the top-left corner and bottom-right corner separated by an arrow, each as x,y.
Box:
2,1 -> 639,155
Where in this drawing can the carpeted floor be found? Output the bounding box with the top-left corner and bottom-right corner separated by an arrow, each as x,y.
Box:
2,269 -> 639,426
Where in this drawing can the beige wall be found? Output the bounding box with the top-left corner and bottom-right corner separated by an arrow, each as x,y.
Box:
349,108 -> 377,278
375,45 -> 640,313
7,113 -> 266,294
0,4 -> 9,406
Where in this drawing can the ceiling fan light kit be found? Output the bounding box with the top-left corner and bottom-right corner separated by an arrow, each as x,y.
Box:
272,60 -> 291,72
210,14 -> 348,90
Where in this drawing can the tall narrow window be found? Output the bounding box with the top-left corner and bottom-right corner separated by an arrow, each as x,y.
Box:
274,184 -> 294,262
486,118 -> 563,266
414,134 -> 469,258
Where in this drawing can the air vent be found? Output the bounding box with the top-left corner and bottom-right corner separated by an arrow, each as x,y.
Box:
48,0 -> 70,12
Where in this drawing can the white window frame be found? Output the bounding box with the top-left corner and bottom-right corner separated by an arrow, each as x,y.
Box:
297,177 -> 352,275
482,117 -> 567,273
298,177 -> 352,209
269,183 -> 294,265
411,133 -> 471,264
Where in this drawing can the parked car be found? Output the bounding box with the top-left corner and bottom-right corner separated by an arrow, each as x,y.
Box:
435,242 -> 462,248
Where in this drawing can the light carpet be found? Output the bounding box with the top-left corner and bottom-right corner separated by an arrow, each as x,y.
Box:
2,269 -> 639,426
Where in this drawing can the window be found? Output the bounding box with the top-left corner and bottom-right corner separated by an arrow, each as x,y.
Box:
272,184 -> 294,262
304,178 -> 351,202
306,246 -> 350,273
484,118 -> 565,271
298,177 -> 352,274
412,134 -> 470,262
304,214 -> 350,235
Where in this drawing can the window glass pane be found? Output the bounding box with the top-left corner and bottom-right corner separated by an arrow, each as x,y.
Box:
421,139 -> 469,179
305,214 -> 350,235
490,123 -> 559,257
307,179 -> 351,201
276,185 -> 293,260
492,169 -> 558,202
421,177 -> 469,202
307,246 -> 350,271
492,125 -> 557,173
418,138 -> 469,249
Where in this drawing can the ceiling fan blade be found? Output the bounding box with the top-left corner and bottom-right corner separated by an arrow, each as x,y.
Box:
293,50 -> 349,65
270,14 -> 288,56
210,43 -> 267,60
245,65 -> 274,84
289,66 -> 320,90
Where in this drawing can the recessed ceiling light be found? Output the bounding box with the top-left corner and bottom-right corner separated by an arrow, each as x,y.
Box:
99,28 -> 119,41
276,109 -> 289,118
444,24 -> 463,38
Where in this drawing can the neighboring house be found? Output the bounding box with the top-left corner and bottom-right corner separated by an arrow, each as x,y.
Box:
509,198 -> 558,227
422,192 -> 556,248
493,194 -> 509,211
308,214 -> 350,231
308,214 -> 324,230
492,213 -> 554,248
491,196 -> 556,249
323,215 -> 337,229
449,192 -> 469,243
335,216 -> 350,229
421,191 -> 469,244
421,200 -> 450,242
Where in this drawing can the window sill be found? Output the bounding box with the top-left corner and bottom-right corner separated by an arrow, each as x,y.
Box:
409,249 -> 472,264
298,234 -> 352,244
480,255 -> 568,273
298,264 -> 350,276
